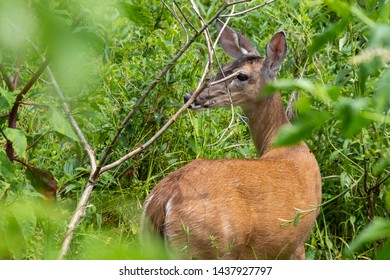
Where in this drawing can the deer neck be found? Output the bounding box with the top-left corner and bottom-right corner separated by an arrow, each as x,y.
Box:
242,93 -> 289,156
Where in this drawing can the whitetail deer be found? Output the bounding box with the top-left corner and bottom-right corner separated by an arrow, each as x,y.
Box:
141,20 -> 322,260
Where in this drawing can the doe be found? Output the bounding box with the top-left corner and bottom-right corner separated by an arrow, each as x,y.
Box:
141,20 -> 322,260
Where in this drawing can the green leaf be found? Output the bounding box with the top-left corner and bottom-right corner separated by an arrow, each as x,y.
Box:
386,183 -> 390,212
48,107 -> 79,142
367,24 -> 390,48
0,151 -> 16,182
274,110 -> 329,146
334,97 -> 369,138
308,18 -> 349,56
8,201 -> 37,240
265,79 -> 331,103
376,240 -> 390,260
373,68 -> 390,113
0,88 -> 17,111
325,0 -> 351,18
115,3 -> 153,30
347,218 -> 390,253
4,128 -> 27,158
293,213 -> 301,227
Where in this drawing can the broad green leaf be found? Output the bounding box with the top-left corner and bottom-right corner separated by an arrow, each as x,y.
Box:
8,201 -> 37,240
0,151 -> 16,182
0,88 -> 17,111
374,68 -> 390,113
325,0 -> 351,18
115,3 -> 153,30
376,240 -> 390,260
347,218 -> 390,253
367,24 -> 390,48
4,128 -> 27,158
265,79 -> 331,103
334,97 -> 369,138
274,110 -> 329,146
48,107 -> 79,142
308,18 -> 349,56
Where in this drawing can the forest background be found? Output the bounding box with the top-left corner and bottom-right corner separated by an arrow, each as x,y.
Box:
0,0 -> 389,260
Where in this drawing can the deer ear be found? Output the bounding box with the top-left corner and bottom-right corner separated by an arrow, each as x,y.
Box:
264,31 -> 287,78
216,19 -> 258,59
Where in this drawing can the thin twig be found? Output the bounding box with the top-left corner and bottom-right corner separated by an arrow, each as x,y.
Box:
13,54 -> 22,90
220,0 -> 276,18
174,0 -> 197,32
162,0 -> 189,44
190,0 -> 214,85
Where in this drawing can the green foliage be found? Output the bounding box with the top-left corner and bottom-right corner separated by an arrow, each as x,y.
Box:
347,218 -> 390,260
0,0 -> 389,260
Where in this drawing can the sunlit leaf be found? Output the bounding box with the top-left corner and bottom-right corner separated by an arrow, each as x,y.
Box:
0,88 -> 17,111
48,107 -> 79,142
367,24 -> 390,48
0,151 -> 16,182
334,97 -> 369,138
274,110 -> 329,146
116,3 -> 154,30
308,18 -> 349,56
4,128 -> 27,158
376,240 -> 390,260
373,68 -> 390,113
347,218 -> 390,253
265,79 -> 332,103
8,201 -> 37,240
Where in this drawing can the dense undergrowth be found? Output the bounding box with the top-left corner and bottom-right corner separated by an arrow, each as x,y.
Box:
0,0 -> 389,259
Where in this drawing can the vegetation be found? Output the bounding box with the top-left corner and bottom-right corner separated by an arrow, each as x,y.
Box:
0,0 -> 389,260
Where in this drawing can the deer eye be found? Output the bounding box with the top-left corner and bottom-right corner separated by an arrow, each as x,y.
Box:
237,72 -> 248,81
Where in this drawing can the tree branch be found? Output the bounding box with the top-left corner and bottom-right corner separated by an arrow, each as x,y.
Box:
95,1 -> 241,175
220,0 -> 276,18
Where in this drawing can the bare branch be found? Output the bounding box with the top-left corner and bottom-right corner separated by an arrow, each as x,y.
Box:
173,1 -> 197,32
58,181 -> 95,259
162,0 -> 189,43
220,0 -> 276,18
190,0 -> 214,85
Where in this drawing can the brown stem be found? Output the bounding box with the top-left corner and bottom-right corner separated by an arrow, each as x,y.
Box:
6,57 -> 51,160
12,55 -> 22,90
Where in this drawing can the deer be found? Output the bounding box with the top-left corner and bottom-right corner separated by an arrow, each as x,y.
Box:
141,20 -> 322,260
